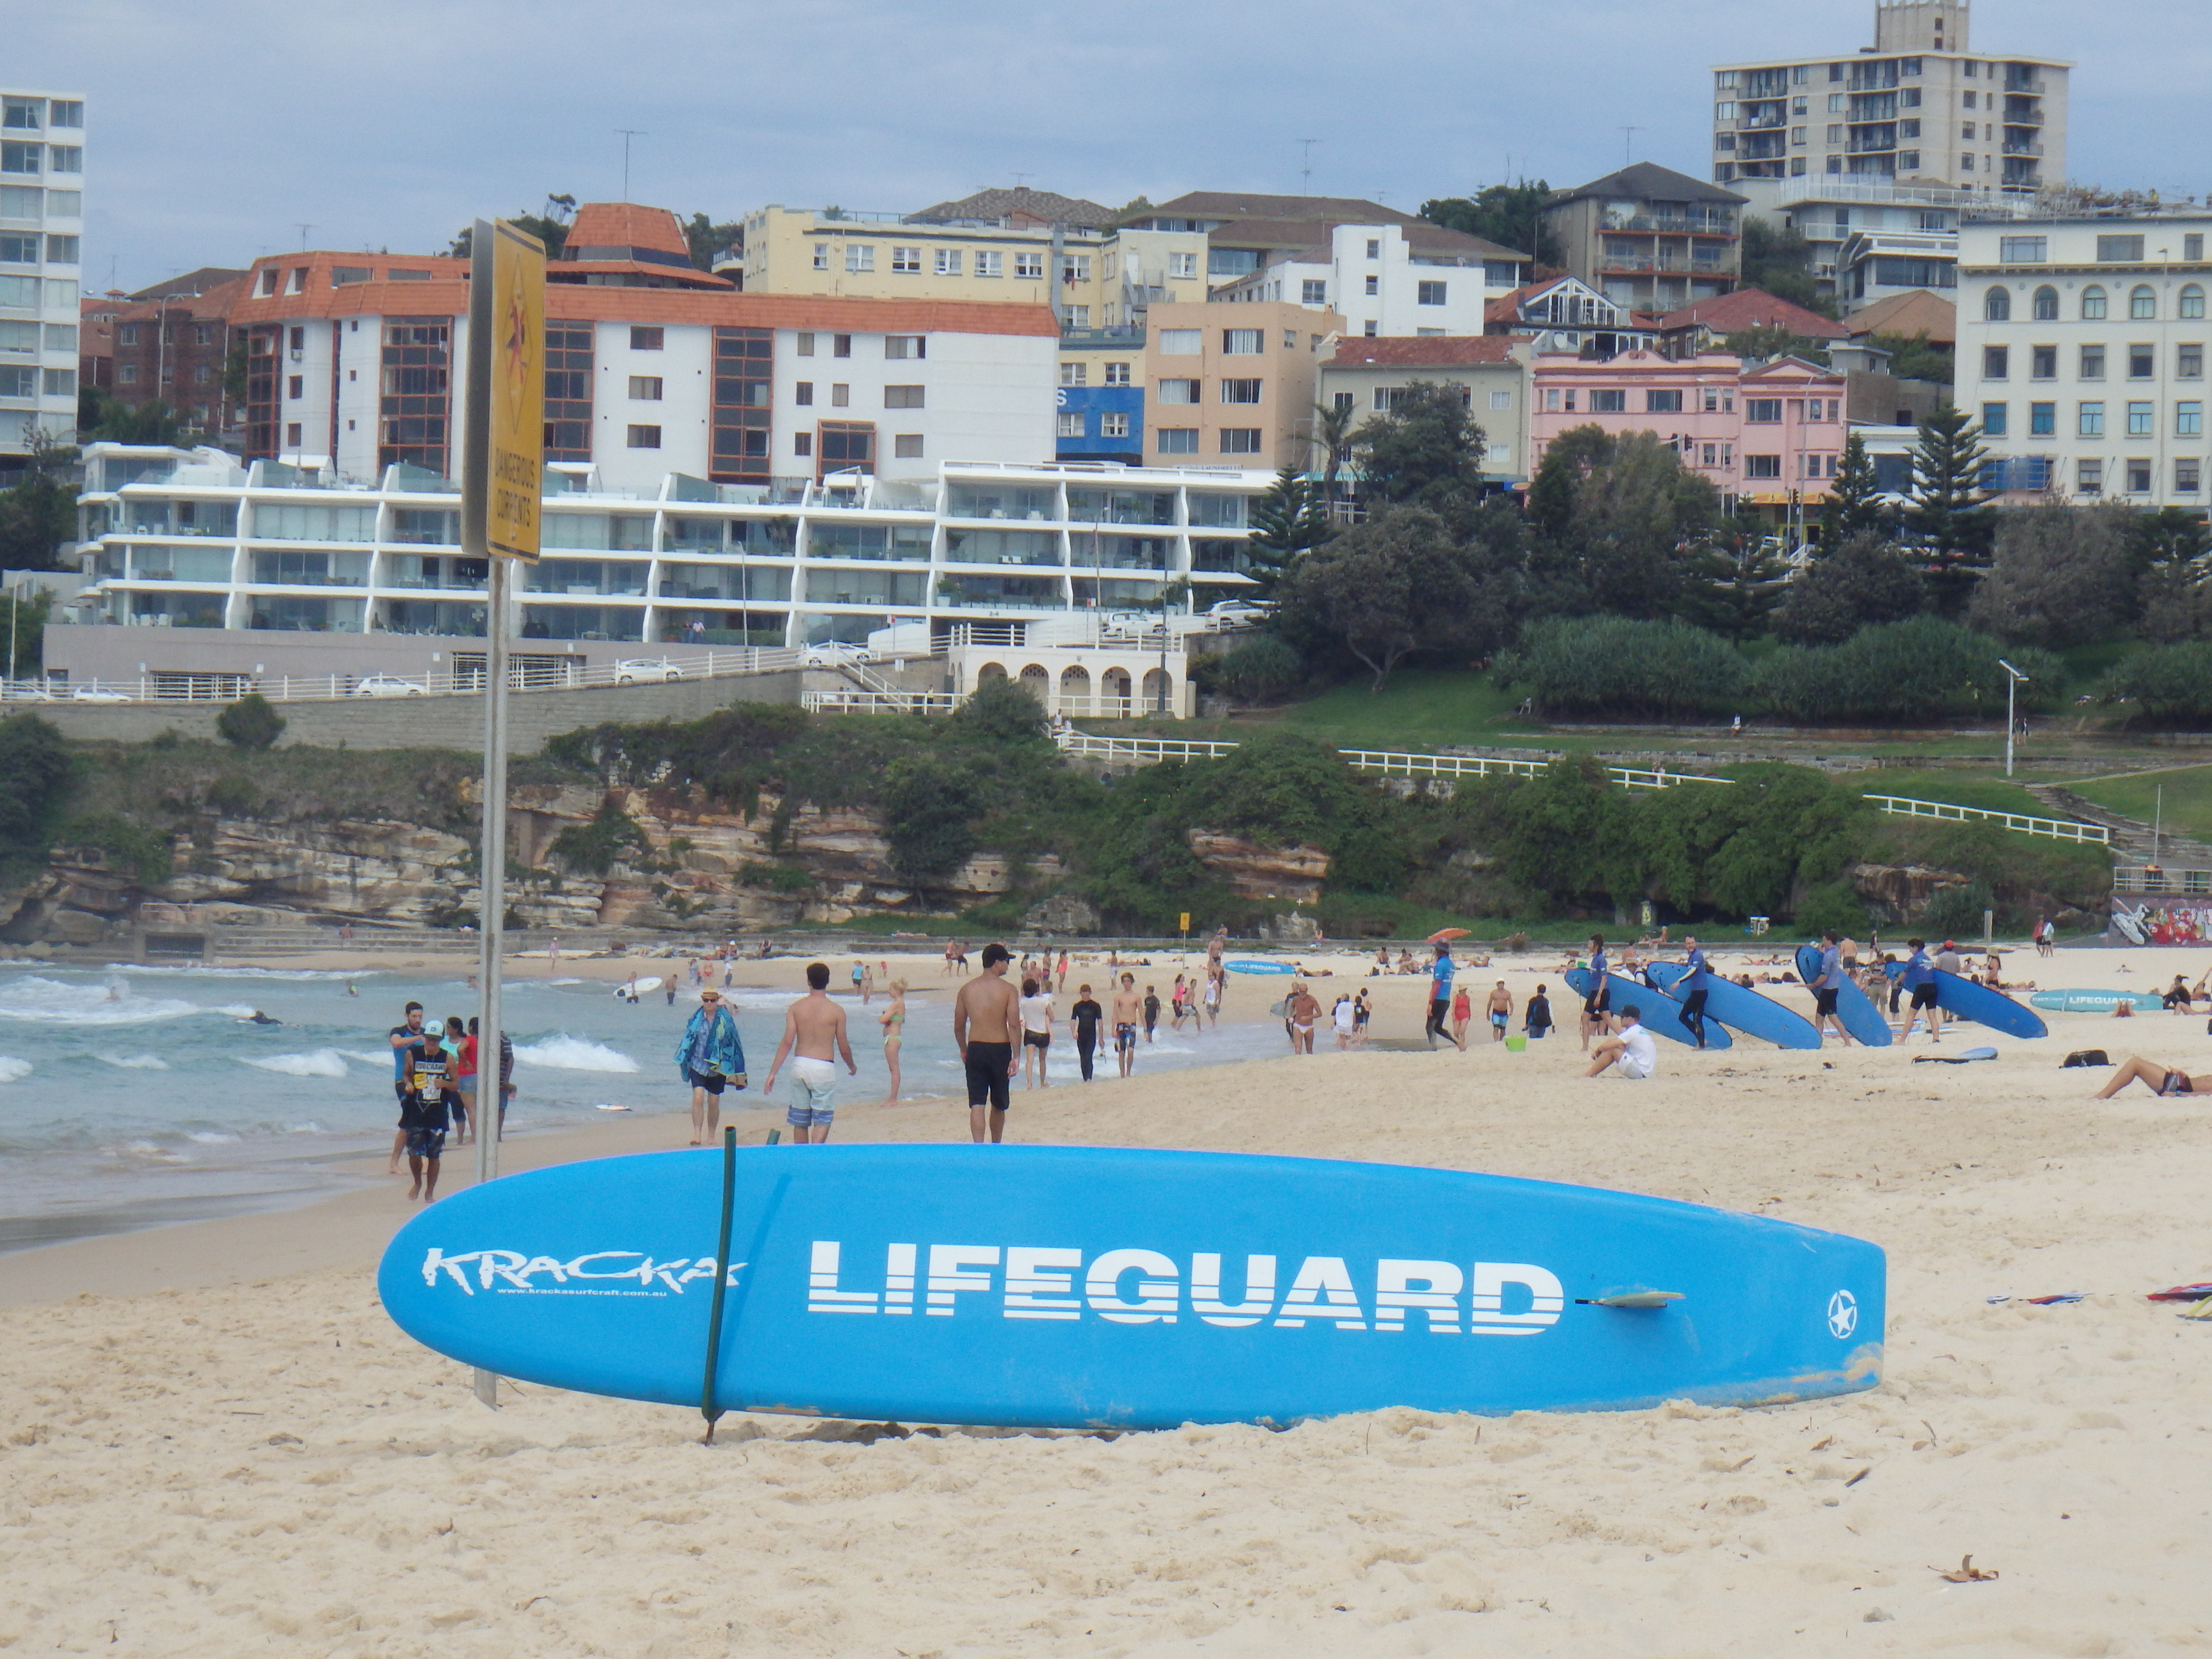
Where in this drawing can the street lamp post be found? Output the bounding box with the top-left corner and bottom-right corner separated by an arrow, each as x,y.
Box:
1997,657 -> 2029,778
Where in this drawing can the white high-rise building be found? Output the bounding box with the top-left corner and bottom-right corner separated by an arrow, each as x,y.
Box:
0,87 -> 85,481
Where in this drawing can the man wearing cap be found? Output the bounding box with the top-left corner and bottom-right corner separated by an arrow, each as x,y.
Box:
954,942 -> 1023,1143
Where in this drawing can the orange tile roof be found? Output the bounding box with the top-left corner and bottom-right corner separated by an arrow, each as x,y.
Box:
1327,336 -> 1520,367
1656,287 -> 1846,338
564,203 -> 691,258
1844,288 -> 1957,345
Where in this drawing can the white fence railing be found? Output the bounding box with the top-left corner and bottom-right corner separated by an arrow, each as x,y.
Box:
802,690 -> 968,715
1863,794 -> 2110,845
2114,866 -> 2212,894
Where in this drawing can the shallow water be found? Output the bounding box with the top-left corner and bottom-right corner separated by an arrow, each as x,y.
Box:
0,967 -> 1290,1251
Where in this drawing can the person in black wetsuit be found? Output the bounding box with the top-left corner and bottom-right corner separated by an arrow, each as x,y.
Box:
1068,983 -> 1103,1081
1675,935 -> 1713,1050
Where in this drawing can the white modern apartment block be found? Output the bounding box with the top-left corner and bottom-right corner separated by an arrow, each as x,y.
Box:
1959,216 -> 2212,506
1212,223 -> 1492,338
1713,0 -> 2066,196
1732,177 -> 2013,313
0,87 -> 85,480
57,447 -> 1271,686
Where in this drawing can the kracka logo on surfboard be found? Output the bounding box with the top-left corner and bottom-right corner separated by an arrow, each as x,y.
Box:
412,1241 -> 1570,1336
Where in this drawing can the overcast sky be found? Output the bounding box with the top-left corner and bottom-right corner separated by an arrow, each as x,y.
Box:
9,0 -> 2209,292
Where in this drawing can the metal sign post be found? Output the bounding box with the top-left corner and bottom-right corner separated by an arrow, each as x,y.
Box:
459,216 -> 545,1409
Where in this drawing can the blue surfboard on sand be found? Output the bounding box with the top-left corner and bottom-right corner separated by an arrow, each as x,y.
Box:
1795,945 -> 1894,1047
377,1145 -> 1884,1430
1225,958 -> 1296,975
1646,963 -> 1821,1050
1882,962 -> 2048,1039
1563,968 -> 1732,1049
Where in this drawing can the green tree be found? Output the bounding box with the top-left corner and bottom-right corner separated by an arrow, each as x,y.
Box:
1244,466 -> 1328,595
1739,216 -> 1835,315
216,692 -> 287,751
1822,430 -> 1887,542
1276,506 -> 1511,691
1771,532 -> 1927,645
1967,500 -> 2136,648
1906,405 -> 1996,610
2133,508 -> 2212,643
1677,521 -> 1789,639
0,433 -> 79,571
79,391 -> 188,445
948,674 -> 1051,748
1499,615 -> 1747,718
685,213 -> 742,272
0,589 -> 51,676
1420,182 -> 1557,266
1721,323 -> 1831,365
1351,381 -> 1489,521
0,713 -> 71,876
1310,399 -> 1358,508
448,194 -> 576,261
1869,331 -> 1954,383
1531,429 -> 1723,614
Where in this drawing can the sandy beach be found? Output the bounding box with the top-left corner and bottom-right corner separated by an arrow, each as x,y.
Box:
5,946 -> 2212,1655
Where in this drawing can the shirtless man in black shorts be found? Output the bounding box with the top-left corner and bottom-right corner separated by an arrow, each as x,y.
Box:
1110,972 -> 1143,1078
953,942 -> 1022,1143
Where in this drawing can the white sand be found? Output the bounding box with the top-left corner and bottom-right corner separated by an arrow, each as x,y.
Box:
5,955 -> 2212,1655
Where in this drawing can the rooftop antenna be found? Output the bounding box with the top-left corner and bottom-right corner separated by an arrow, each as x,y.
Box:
1299,138 -> 1320,195
616,129 -> 646,201
1621,127 -> 1644,165
1012,172 -> 1033,189
294,222 -> 314,250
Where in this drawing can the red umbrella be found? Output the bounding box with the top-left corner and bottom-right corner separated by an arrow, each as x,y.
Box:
1427,928 -> 1469,943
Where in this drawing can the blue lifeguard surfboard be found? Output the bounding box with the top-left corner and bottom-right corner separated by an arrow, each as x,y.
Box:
376,1145 -> 1884,1430
1880,962 -> 2048,1039
1795,945 -> 1894,1047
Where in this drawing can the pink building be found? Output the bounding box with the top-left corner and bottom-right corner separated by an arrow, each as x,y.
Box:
1527,350 -> 1845,506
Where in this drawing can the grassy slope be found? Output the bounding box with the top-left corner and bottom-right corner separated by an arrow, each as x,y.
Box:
2062,765 -> 2212,841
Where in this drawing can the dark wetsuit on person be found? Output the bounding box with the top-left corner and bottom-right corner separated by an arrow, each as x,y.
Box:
1677,945 -> 1712,1049
1071,996 -> 1103,1082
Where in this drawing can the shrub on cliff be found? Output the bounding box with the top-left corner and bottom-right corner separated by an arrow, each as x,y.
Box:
216,693 -> 286,751
0,714 -> 71,878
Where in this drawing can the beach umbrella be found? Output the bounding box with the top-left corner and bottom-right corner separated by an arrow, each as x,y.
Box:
1427,927 -> 1469,943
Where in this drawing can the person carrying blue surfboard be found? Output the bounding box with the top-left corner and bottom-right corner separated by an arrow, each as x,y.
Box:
1812,930 -> 1856,1047
674,987 -> 747,1146
1675,935 -> 1713,1050
1580,935 -> 1611,1052
1901,936 -> 1942,1043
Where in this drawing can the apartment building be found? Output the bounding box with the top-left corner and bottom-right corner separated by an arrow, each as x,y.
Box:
1210,221 -> 1511,337
223,204 -> 1058,497
1960,215 -> 2212,506
1142,300 -> 1343,472
1318,337 -> 1532,487
1712,0 -> 2067,194
0,87 -> 86,482
59,446 -> 1272,684
1055,329 -> 1144,464
1541,165 -> 1747,313
1652,288 -> 1847,359
79,268 -> 247,433
738,190 -> 1209,330
1124,193 -> 1529,293
1528,351 -> 1847,508
1486,278 -> 1658,359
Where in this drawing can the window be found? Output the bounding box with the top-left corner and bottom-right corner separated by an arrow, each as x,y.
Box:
0,142 -> 40,175
1332,391 -> 1354,413
794,433 -> 812,457
2030,401 -> 2056,436
116,363 -> 136,385
1100,412 -> 1128,438
1829,94 -> 1846,111
627,424 -> 662,448
1899,120 -> 1920,139
1168,252 -> 1198,280
2180,459 -> 2203,493
1701,443 -> 1717,466
795,331 -> 815,356
2031,285 -> 2058,321
41,367 -> 71,396
1014,252 -> 1044,280
1963,121 -> 1977,140
1590,389 -> 1626,413
2128,285 -> 2157,320
48,102 -> 81,128
43,233 -> 75,264
2179,402 -> 2204,437
630,326 -> 662,350
1646,389 -> 1683,412
1997,235 -> 2046,264
1158,329 -> 1200,355
1362,321 -> 1378,337
1417,280 -> 1447,305
2128,458 -> 2153,494
1218,429 -> 1262,455
2031,346 -> 2056,379
627,375 -> 663,400
1363,275 -> 1379,296
1301,278 -> 1328,304
890,246 -> 922,273
1744,455 -> 1782,479
833,334 -> 852,358
1491,390 -> 1513,411
893,433 -> 925,458
1,99 -> 38,130
1745,398 -> 1783,423
1221,329 -> 1262,354
1372,386 -> 1401,412
47,148 -> 80,174
1059,255 -> 1092,283
1063,305 -> 1090,328
2130,345 -> 2155,379
193,323 -> 212,346
1981,402 -> 2008,435
2182,346 -> 2204,379
1984,345 -> 2009,380
2184,285 -> 2208,320
2081,286 -> 2108,320
830,384 -> 849,407
1365,239 -> 1380,259
194,364 -> 211,385
117,322 -> 138,346
1984,286 -> 2011,322
1156,428 -> 1197,454
2078,401 -> 2105,437
1105,361 -> 1130,386
934,248 -> 962,276
794,381 -> 813,405
1060,362 -> 1087,386
884,334 -> 925,359
812,244 -> 830,270
1156,378 -> 1198,404
846,244 -> 875,273
285,422 -> 303,448
2098,235 -> 2147,263
1219,378 -> 1262,404
2080,345 -> 2105,379
2126,400 -> 2154,436
288,375 -> 303,399
1056,411 -> 1084,438
2188,235 -> 2207,263
883,385 -> 924,408
975,251 -> 1002,278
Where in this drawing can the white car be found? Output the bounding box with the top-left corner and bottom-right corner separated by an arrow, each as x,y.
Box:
2,685 -> 54,702
614,657 -> 686,684
1206,598 -> 1272,623
802,641 -> 876,667
351,675 -> 428,698
69,685 -> 131,704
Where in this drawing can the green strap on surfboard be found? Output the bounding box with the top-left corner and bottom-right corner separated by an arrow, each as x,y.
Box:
700,1126 -> 739,1441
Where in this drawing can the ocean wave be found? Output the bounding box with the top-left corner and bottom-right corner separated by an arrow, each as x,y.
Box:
242,1049 -> 351,1079
343,1050 -> 397,1068
96,1053 -> 171,1070
514,1034 -> 639,1073
0,1056 -> 30,1082
185,1130 -> 241,1144
0,976 -> 214,1026
106,964 -> 381,982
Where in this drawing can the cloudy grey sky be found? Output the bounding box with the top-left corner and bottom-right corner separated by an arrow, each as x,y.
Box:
8,0 -> 2208,292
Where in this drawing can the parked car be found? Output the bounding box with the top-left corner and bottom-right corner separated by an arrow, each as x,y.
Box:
614,657 -> 685,684
802,641 -> 876,667
1,684 -> 54,702
351,675 -> 428,698
69,684 -> 132,704
1205,598 -> 1272,623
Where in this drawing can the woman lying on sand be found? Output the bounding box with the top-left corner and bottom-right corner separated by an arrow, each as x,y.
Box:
2096,1057 -> 2207,1098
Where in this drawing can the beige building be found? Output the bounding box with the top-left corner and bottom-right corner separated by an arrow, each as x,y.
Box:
736,188 -> 1208,330
1541,164 -> 1748,313
1318,337 -> 1533,487
1141,301 -> 1343,472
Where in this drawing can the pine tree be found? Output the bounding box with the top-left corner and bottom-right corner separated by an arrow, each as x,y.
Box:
1677,530 -> 1790,639
1822,430 -> 1887,543
1906,406 -> 1996,609
1244,467 -> 1328,595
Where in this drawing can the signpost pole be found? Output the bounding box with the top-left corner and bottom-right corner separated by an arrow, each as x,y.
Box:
459,216 -> 545,1411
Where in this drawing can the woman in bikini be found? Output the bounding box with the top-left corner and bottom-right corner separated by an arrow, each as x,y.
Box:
878,980 -> 907,1104
2097,1057 -> 2204,1098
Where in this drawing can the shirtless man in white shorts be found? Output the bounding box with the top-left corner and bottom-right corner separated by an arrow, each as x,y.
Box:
763,962 -> 857,1143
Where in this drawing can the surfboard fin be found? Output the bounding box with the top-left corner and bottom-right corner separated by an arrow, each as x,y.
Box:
1580,1291 -> 1685,1310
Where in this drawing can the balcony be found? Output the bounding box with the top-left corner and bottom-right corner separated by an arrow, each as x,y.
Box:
2004,73 -> 2046,96
1600,211 -> 1737,235
1847,71 -> 1899,91
1596,252 -> 1734,274
2004,100 -> 2044,127
2002,140 -> 2044,158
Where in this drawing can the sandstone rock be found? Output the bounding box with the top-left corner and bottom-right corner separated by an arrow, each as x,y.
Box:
1187,832 -> 1329,904
1021,891 -> 1100,934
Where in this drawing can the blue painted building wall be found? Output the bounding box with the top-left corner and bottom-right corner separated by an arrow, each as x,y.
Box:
1055,385 -> 1144,462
